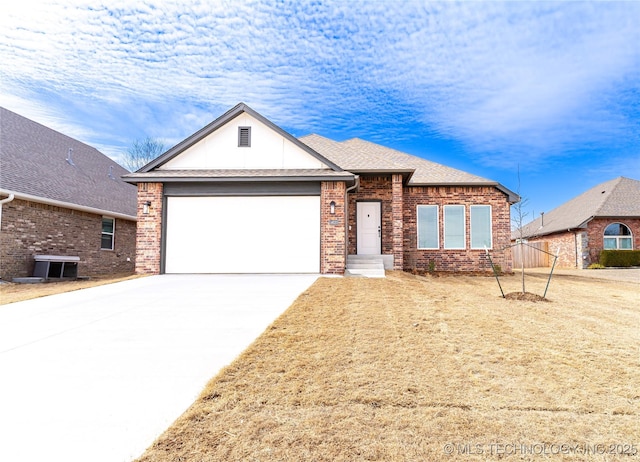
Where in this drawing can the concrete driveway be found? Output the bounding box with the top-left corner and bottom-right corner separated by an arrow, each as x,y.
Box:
0,274 -> 318,462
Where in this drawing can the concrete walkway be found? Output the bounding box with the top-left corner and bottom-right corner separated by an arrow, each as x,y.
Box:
0,274 -> 318,462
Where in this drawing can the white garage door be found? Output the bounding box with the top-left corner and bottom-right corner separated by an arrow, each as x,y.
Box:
165,196 -> 320,273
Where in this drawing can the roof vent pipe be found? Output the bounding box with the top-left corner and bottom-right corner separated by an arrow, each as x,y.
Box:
540,211 -> 544,227
108,165 -> 115,180
66,148 -> 75,166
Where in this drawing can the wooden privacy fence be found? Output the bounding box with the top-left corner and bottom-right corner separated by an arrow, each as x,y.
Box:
512,241 -> 550,268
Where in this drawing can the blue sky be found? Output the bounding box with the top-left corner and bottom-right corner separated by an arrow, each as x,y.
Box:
1,1 -> 639,223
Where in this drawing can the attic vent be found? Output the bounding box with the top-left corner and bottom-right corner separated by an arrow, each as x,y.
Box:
238,126 -> 251,147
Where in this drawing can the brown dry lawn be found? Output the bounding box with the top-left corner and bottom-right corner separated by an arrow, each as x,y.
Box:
133,271 -> 639,461
0,273 -> 142,305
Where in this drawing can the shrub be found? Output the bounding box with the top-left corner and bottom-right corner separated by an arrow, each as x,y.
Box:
587,263 -> 605,269
599,250 -> 640,267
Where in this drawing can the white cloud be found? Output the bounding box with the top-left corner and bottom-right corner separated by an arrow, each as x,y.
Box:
371,2 -> 640,166
0,0 -> 639,174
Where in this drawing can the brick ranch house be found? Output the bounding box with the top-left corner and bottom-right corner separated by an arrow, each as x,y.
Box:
515,176 -> 640,268
0,107 -> 137,281
123,103 -> 519,276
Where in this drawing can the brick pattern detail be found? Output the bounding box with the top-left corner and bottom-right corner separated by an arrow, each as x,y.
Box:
320,181 -> 346,274
0,198 -> 135,280
402,185 -> 513,273
526,218 -> 640,268
391,174 -> 404,270
348,176 -> 393,255
526,232 -> 584,268
347,178 -> 512,273
135,183 -> 163,274
586,218 -> 640,265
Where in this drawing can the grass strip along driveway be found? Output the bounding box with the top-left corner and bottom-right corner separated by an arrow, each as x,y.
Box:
137,271 -> 639,461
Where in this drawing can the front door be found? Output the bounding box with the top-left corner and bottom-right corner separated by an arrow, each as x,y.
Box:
357,201 -> 381,255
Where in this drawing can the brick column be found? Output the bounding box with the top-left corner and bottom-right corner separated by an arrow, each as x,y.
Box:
391,174 -> 404,270
135,183 -> 163,274
320,181 -> 346,274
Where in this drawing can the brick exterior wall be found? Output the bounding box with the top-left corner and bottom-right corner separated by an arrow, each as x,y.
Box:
391,174 -> 404,270
348,176 -> 394,255
402,185 -> 513,273
129,179 -> 515,276
347,178 -> 513,273
320,181 -> 346,274
586,218 -> 640,265
135,183 -> 163,274
527,217 -> 640,268
0,198 -> 135,280
526,232 -> 583,268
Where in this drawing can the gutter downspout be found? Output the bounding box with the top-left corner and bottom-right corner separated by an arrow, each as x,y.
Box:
572,229 -> 578,269
344,176 -> 360,269
0,193 -> 15,234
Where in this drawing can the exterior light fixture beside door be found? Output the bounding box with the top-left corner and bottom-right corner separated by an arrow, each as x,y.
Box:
143,201 -> 151,214
330,201 -> 336,215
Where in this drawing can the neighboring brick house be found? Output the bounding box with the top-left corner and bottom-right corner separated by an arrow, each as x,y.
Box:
0,107 -> 137,280
123,103 -> 518,276
515,177 -> 640,268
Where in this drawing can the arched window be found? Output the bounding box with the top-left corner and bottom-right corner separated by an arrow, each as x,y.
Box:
603,223 -> 633,250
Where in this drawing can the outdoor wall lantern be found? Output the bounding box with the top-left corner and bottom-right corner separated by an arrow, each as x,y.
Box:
329,201 -> 336,215
143,201 -> 152,215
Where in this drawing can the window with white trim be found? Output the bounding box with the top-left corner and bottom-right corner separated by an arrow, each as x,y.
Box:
603,223 -> 633,250
101,217 -> 115,250
444,205 -> 465,249
470,205 -> 492,249
417,205 -> 439,249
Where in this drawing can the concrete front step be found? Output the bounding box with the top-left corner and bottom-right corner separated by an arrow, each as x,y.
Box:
347,254 -> 394,270
346,261 -> 385,269
345,268 -> 386,278
345,255 -> 386,278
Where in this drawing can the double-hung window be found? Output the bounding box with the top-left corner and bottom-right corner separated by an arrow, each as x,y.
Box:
470,205 -> 492,249
417,205 -> 439,249
101,217 -> 115,250
444,205 -> 465,249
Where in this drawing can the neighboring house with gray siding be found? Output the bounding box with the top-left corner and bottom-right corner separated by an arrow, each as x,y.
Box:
0,107 -> 137,281
514,176 -> 640,268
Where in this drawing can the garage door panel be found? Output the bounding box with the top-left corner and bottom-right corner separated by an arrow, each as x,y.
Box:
165,196 -> 319,273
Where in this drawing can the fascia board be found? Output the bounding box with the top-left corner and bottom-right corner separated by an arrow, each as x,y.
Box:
0,188 -> 137,221
139,103 -> 343,173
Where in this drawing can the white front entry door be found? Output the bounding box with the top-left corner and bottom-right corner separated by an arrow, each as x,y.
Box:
357,202 -> 381,255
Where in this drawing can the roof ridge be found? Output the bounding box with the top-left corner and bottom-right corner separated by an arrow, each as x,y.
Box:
341,137 -> 496,182
0,106 -> 103,156
518,176 -> 640,238
1,106 -> 136,216
143,104 -> 343,173
592,176 -> 623,216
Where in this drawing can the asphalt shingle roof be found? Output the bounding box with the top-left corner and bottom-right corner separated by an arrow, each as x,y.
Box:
0,107 -> 137,217
125,104 -> 517,202
518,176 -> 640,238
300,134 -> 518,201
301,134 -> 498,184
